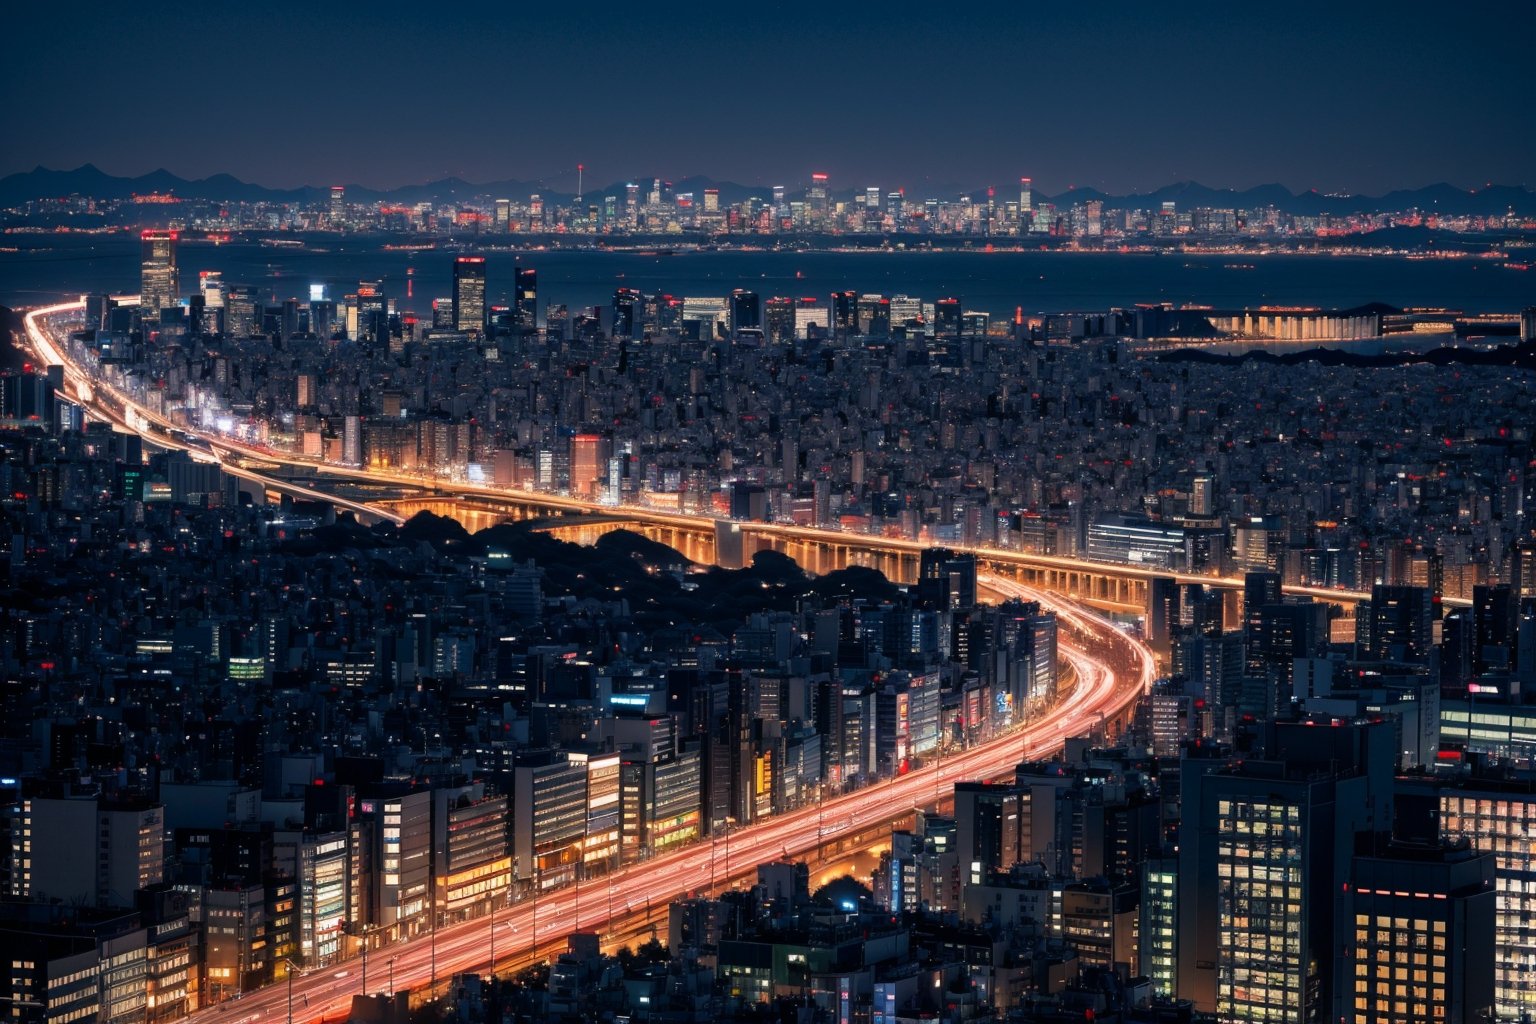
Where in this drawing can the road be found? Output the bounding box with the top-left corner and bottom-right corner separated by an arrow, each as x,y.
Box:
19,301 -> 1156,1023
18,299 -> 1429,611
174,565 -> 1152,1024
18,301 -> 405,526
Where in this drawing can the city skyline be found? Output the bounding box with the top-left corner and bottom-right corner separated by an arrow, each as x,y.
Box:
4,2 -> 1536,1022
3,1 -> 1533,195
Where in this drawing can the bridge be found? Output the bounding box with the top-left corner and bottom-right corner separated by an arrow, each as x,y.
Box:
27,298 -> 1463,629
376,494 -> 1417,629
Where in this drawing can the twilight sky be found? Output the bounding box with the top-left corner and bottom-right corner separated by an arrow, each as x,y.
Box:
3,0 -> 1532,196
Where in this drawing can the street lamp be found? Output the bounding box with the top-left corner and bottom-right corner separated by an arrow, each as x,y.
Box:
279,958 -> 301,1024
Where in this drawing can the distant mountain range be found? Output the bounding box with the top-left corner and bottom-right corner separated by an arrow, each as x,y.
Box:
3,163 -> 1533,218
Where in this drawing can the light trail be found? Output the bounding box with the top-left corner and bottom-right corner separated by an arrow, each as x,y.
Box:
20,299 -> 1419,611
160,573 -> 1153,1024
19,301 -> 1156,1023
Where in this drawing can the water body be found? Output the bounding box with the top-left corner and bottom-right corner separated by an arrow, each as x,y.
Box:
1,234 -> 1532,319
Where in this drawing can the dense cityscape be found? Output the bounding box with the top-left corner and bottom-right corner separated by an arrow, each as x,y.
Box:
0,209 -> 1533,1024
4,4 -> 1536,1024
4,166 -> 1535,246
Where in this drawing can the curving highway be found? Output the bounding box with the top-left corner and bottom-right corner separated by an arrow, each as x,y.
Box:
169,567 -> 1152,1024
17,300 -> 1157,1023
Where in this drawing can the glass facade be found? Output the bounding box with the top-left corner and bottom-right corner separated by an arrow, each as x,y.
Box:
1216,797 -> 1307,1024
1439,792 -> 1536,1020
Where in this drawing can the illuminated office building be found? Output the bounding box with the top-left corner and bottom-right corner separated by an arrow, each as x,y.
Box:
831,290 -> 858,339
140,230 -> 179,322
430,784 -> 510,920
452,256 -> 486,335
570,750 -> 621,876
514,267 -> 538,331
513,751 -> 588,890
1422,774 -> 1536,1021
1178,719 -> 1395,1023
1346,841 -> 1494,1024
807,173 -> 829,221
1141,857 -> 1178,998
612,287 -> 641,339
570,433 -> 609,498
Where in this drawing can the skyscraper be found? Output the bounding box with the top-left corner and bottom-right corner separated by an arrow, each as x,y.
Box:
452,256 -> 486,335
831,290 -> 858,339
1357,584 -> 1435,664
1413,772 -> 1536,1020
1178,719 -> 1396,1022
1347,841 -> 1495,1024
328,185 -> 345,226
612,288 -> 641,340
934,297 -> 962,339
140,229 -> 179,322
729,290 -> 761,333
514,266 -> 538,332
807,173 -> 829,222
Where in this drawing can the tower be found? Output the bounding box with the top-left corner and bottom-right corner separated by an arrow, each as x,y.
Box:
1177,719 -> 1396,1022
611,288 -> 641,340
452,256 -> 486,336
514,266 -> 538,332
140,229 -> 179,322
729,290 -> 760,334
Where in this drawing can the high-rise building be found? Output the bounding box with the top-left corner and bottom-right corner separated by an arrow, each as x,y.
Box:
1347,840 -> 1495,1024
831,290 -> 858,339
329,185 -> 345,226
1471,583 -> 1520,675
857,294 -> 891,338
570,433 -> 609,498
764,297 -> 794,343
1177,719 -> 1396,1022
514,267 -> 538,331
1141,856 -> 1179,998
452,256 -> 486,335
430,784 -> 510,920
1357,584 -> 1435,664
612,288 -> 641,339
10,794 -> 166,906
356,788 -> 432,941
1191,473 -> 1215,516
918,548 -> 977,610
514,752 -> 592,890
1410,772 -> 1536,1020
729,290 -> 761,333
807,173 -> 829,221
224,285 -> 258,339
934,297 -> 962,339
139,230 -> 179,321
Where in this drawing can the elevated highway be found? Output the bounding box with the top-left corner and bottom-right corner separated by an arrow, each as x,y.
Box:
15,298 -> 1166,1023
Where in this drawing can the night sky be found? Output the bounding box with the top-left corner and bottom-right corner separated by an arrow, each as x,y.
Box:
3,0 -> 1532,196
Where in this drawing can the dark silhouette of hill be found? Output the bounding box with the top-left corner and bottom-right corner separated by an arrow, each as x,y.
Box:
369,515 -> 912,628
